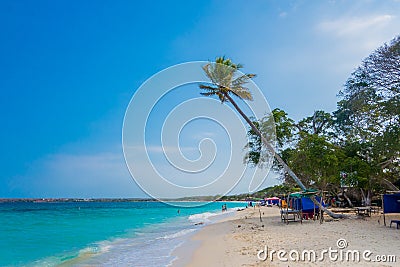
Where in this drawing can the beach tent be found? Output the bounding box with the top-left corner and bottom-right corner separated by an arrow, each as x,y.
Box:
265,197 -> 279,205
383,193 -> 400,226
300,196 -> 324,212
288,190 -> 324,220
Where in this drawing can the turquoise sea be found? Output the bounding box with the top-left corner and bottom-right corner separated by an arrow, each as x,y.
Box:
0,201 -> 245,266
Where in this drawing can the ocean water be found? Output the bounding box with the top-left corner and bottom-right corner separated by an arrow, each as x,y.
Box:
0,201 -> 245,266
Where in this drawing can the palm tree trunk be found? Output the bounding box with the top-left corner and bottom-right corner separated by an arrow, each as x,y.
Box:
224,93 -> 305,188
223,93 -> 347,219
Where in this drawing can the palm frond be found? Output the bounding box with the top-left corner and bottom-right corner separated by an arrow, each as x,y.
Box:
200,92 -> 218,97
199,56 -> 256,103
215,56 -> 243,70
231,73 -> 256,88
202,64 -> 216,84
199,84 -> 218,91
231,87 -> 253,101
229,73 -> 255,100
203,62 -> 236,88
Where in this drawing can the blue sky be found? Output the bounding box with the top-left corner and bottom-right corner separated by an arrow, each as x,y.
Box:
1,0 -> 399,198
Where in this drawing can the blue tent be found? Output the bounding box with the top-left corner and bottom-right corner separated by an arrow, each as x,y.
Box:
383,193 -> 400,226
291,196 -> 324,212
303,196 -> 324,212
383,193 -> 400,214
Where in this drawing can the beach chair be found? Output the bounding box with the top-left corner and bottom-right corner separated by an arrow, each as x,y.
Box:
280,196 -> 302,224
390,220 -> 400,229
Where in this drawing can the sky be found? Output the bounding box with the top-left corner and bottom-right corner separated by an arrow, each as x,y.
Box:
1,0 -> 399,198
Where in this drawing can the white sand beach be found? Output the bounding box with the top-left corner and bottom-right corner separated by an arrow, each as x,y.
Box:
172,206 -> 400,266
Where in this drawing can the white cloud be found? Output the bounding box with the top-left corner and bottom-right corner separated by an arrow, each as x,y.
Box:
279,11 -> 288,18
318,14 -> 394,36
315,13 -> 400,71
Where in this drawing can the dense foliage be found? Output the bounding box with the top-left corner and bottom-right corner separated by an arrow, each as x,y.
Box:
246,36 -> 400,205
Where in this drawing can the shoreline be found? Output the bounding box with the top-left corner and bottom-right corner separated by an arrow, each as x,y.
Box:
170,205 -> 242,267
172,206 -> 400,266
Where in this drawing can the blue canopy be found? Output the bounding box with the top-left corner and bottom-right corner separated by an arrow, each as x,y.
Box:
291,196 -> 324,212
383,193 -> 400,214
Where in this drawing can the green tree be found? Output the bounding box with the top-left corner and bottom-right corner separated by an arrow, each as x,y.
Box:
246,109 -> 338,186
335,35 -> 400,198
286,134 -> 342,189
339,141 -> 377,205
244,108 -> 295,167
335,35 -> 399,144
272,108 -> 296,148
337,36 -> 399,132
297,110 -> 335,139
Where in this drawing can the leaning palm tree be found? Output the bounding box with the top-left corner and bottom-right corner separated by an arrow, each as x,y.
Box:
199,56 -> 346,219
